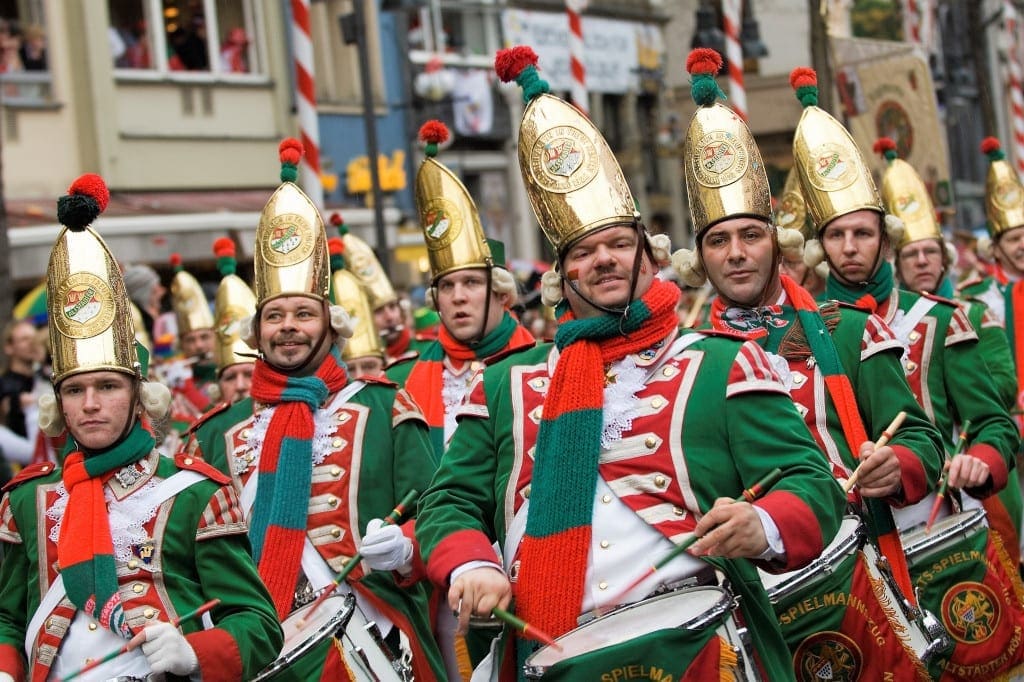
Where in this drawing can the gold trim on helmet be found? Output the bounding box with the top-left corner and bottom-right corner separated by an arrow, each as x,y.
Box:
128,301 -> 153,358
518,93 -> 638,256
983,147 -> 1024,239
171,268 -> 214,335
793,106 -> 883,233
254,181 -> 330,306
683,102 -> 771,235
416,156 -> 494,281
774,166 -> 814,240
341,232 -> 398,310
48,227 -> 139,384
880,157 -> 940,249
214,273 -> 257,372
331,268 -> 384,361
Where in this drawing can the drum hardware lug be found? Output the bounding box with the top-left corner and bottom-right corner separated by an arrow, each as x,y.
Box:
351,645 -> 383,682
917,607 -> 951,663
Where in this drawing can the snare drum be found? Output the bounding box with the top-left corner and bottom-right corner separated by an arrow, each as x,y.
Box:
759,516 -> 945,671
523,586 -> 751,680
901,508 -> 988,565
253,595 -> 356,681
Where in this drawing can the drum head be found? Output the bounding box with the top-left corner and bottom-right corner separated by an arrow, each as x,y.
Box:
527,587 -> 729,669
254,594 -> 356,681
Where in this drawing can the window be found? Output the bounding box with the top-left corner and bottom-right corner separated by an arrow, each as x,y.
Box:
107,0 -> 264,77
0,0 -> 53,105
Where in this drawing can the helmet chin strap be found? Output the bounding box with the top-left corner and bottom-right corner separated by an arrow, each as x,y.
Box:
562,219 -> 646,328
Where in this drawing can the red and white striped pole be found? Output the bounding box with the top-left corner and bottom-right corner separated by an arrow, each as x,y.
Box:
291,0 -> 324,208
902,0 -> 921,44
566,0 -> 588,115
721,0 -> 746,121
1005,0 -> 1024,176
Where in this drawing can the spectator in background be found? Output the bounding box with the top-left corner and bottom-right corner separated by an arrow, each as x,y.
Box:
219,26 -> 249,73
18,23 -> 44,70
169,13 -> 209,71
0,20 -> 23,74
123,263 -> 166,342
0,320 -> 44,439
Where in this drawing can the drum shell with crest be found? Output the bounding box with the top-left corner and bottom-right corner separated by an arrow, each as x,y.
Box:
522,585 -> 757,680
758,515 -> 944,673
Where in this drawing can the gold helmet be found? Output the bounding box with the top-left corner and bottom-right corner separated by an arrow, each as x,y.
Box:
495,46 -> 638,258
169,252 -> 214,335
790,67 -> 883,234
333,212 -> 399,311
253,138 -> 330,307
328,238 -> 384,361
211,237 -> 257,373
415,120 -> 497,281
128,300 -> 153,358
874,137 -> 940,249
775,166 -> 814,240
46,174 -> 141,384
682,48 -> 771,237
980,137 -> 1024,239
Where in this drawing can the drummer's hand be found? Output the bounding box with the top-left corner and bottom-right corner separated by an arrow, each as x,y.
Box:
946,454 -> 991,491
142,621 -> 199,676
449,566 -> 511,635
690,498 -> 767,558
360,518 -> 414,573
855,442 -> 902,498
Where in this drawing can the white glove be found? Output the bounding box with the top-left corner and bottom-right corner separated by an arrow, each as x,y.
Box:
360,518 -> 413,572
0,672 -> 15,682
141,621 -> 199,676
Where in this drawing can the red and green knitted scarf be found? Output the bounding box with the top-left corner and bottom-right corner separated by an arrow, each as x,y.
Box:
778,274 -> 917,603
59,421 -> 155,638
517,278 -> 680,638
386,325 -> 413,359
405,312 -> 534,462
249,345 -> 349,618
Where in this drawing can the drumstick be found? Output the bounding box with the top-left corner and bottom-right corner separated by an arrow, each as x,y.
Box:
296,489 -> 418,628
596,468 -> 784,614
842,411 -> 907,494
925,420 -> 971,534
490,607 -> 563,651
60,599 -> 220,682
682,286 -> 711,329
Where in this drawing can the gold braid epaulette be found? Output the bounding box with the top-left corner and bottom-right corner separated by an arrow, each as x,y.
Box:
777,301 -> 842,360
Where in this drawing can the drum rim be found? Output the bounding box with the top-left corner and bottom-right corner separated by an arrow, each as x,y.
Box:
761,515 -> 865,600
253,593 -> 357,680
902,507 -> 988,561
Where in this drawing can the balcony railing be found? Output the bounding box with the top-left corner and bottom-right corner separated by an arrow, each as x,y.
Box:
0,71 -> 54,107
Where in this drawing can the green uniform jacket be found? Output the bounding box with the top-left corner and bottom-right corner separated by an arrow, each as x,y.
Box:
186,379 -> 445,680
0,450 -> 282,681
417,332 -> 846,682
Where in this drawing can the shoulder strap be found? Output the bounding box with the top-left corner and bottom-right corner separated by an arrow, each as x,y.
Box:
888,295 -> 937,343
25,574 -> 65,659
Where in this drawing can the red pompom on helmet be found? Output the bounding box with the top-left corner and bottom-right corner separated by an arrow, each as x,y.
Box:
872,137 -> 897,156
980,137 -> 1002,155
686,48 -> 722,76
279,137 -> 304,166
789,67 -> 818,90
67,173 -> 110,212
494,46 -> 539,83
419,120 -> 450,145
327,236 -> 345,256
213,237 -> 235,258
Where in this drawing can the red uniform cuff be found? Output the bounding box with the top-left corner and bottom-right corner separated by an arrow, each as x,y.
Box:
426,528 -> 501,587
186,627 -> 242,682
0,642 -> 25,679
888,444 -> 928,507
754,490 -> 824,572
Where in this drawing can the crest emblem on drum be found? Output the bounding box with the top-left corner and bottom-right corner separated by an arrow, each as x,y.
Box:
942,581 -> 1000,644
794,631 -> 862,681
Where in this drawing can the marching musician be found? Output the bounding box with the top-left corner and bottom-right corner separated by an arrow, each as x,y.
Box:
879,138 -> 1024,569
673,49 -> 943,678
183,140 -> 445,679
0,174 -> 282,681
328,237 -> 389,379
415,46 -> 845,681
794,67 -> 1024,678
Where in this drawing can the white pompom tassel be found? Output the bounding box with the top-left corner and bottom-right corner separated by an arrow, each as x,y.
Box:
140,382 -> 172,421
803,238 -> 825,268
540,270 -> 563,307
240,314 -> 257,349
670,248 -> 707,287
37,392 -> 65,437
648,233 -> 673,268
884,214 -> 905,245
776,227 -> 805,262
